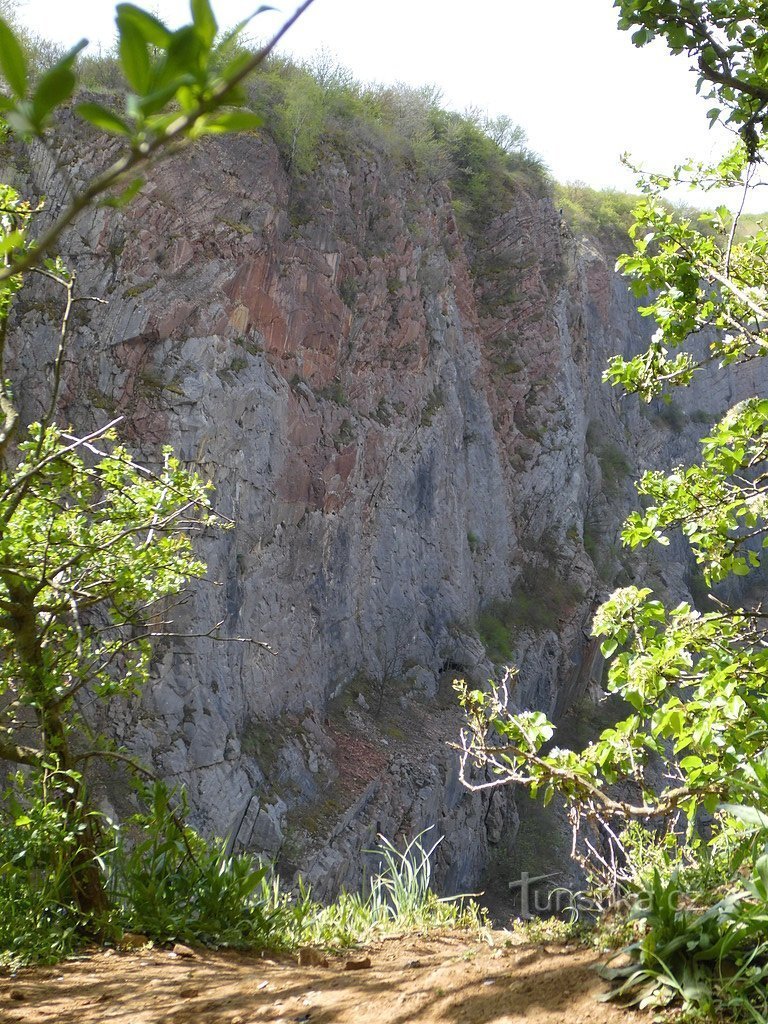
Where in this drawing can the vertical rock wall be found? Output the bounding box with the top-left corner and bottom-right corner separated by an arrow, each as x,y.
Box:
6,120 -> 764,897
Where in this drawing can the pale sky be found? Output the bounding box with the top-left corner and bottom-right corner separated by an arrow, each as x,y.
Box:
13,0 -> 764,209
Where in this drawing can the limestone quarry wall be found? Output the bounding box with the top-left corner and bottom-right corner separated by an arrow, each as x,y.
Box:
5,121 -> 763,896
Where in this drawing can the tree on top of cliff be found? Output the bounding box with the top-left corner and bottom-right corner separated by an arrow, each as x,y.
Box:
459,1 -> 768,1012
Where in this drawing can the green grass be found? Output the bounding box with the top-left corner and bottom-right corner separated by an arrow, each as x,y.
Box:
0,774 -> 483,968
273,828 -> 484,950
477,575 -> 586,661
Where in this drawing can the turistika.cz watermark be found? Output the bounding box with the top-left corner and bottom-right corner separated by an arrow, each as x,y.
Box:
508,871 -> 601,918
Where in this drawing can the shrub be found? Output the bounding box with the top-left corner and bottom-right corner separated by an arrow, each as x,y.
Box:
244,55 -> 550,231
477,610 -> 514,663
477,575 -> 586,660
555,182 -> 639,247
0,769 -> 103,966
112,782 -> 276,948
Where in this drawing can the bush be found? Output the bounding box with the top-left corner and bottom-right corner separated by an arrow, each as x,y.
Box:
0,774 -> 280,965
0,769 -> 102,966
111,782 -> 276,948
243,55 -> 550,230
477,575 -> 586,660
0,771 -> 482,965
600,814 -> 768,1016
555,182 -> 639,247
477,610 -> 514,663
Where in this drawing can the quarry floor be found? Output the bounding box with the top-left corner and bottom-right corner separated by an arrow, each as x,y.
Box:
0,930 -> 646,1024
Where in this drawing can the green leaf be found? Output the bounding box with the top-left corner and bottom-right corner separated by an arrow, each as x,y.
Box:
14,814 -> 32,827
0,16 -> 28,98
28,40 -> 86,129
0,229 -> 25,257
680,755 -> 703,772
137,76 -> 194,116
191,0 -> 218,48
3,105 -> 35,135
164,26 -> 204,80
756,854 -> 768,893
600,637 -> 619,658
102,176 -> 145,209
720,803 -> 768,828
200,109 -> 262,134
76,102 -> 132,135
31,67 -> 77,127
117,12 -> 151,93
115,4 -> 171,47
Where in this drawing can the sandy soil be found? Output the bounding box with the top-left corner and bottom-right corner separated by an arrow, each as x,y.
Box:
0,931 -> 645,1024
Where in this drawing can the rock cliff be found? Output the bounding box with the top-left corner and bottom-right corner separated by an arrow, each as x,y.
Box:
5,115 -> 762,899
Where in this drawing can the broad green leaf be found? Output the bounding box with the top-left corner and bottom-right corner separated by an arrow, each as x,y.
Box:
31,67 -> 77,126
137,76 -> 194,116
200,110 -> 262,134
0,229 -> 25,256
115,4 -> 171,47
720,803 -> 768,828
600,637 -> 618,658
76,102 -> 132,136
0,16 -> 27,98
117,13 -> 151,93
28,40 -> 86,129
165,25 -> 204,79
680,755 -> 704,772
4,104 -> 35,136
191,0 -> 218,48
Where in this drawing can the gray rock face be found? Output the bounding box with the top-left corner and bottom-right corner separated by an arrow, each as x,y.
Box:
5,123 -> 764,898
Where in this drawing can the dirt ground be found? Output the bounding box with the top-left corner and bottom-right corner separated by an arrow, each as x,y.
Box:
0,930 -> 645,1024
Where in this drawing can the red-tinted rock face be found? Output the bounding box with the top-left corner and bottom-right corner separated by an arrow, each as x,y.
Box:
8,121 -> 754,897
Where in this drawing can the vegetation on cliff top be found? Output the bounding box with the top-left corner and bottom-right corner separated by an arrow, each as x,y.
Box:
8,7 -> 551,237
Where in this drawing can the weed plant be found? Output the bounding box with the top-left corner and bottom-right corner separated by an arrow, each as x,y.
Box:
0,776 -> 482,967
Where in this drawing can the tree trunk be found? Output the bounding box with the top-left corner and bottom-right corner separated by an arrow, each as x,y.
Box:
8,581 -> 109,923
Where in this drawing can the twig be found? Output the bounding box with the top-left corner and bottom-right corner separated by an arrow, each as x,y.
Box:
0,0 -> 317,286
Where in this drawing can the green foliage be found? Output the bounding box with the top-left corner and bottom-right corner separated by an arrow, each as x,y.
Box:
0,424 -> 215,733
262,828 -> 483,950
623,398 -> 768,581
112,782 -> 275,947
597,814 -> 768,1016
603,163 -> 768,400
0,0 -> 262,142
0,766 -> 108,966
246,57 -> 549,230
556,182 -> 639,246
616,0 -> 768,154
476,575 -> 585,662
0,0 -> 300,949
427,107 -> 548,230
0,770 -> 481,967
477,610 -> 514,663
458,7 -> 768,1016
